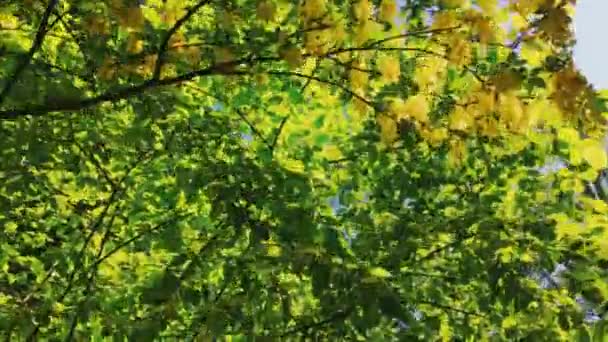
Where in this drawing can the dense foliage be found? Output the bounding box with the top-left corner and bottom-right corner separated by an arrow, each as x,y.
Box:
1,0 -> 608,340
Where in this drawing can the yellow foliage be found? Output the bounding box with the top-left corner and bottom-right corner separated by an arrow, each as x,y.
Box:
352,96 -> 370,117
161,0 -> 187,25
97,57 -> 116,80
257,0 -> 277,21
280,47 -> 303,68
378,0 -> 398,23
350,61 -> 369,91
432,10 -> 459,30
353,0 -> 372,22
537,6 -> 571,44
440,0 -> 467,8
304,29 -> 331,56
510,0 -> 542,17
581,139 -> 608,171
449,106 -> 474,132
218,10 -> 237,28
519,40 -> 550,67
421,127 -> 449,146
301,0 -> 327,21
83,15 -> 109,35
181,46 -> 201,66
415,57 -> 446,90
354,19 -> 373,45
478,117 -> 499,137
401,94 -> 430,124
448,139 -> 466,167
477,0 -> 497,16
377,115 -> 398,144
377,55 -> 400,84
126,34 -> 144,54
134,54 -> 158,77
498,93 -> 524,131
492,70 -> 520,93
468,15 -> 494,45
118,6 -> 145,32
447,35 -> 471,67
475,89 -> 496,115
214,47 -> 235,64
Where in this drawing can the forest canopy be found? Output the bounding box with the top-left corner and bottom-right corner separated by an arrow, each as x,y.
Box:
1,0 -> 608,340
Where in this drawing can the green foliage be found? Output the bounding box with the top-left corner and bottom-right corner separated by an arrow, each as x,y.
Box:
0,0 -> 607,340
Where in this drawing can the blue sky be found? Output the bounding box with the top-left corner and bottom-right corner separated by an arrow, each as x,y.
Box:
572,0 -> 608,90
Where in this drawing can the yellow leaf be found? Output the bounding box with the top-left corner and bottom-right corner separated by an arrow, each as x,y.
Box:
520,252 -> 534,263
449,106 -> 474,132
502,315 -> 517,329
118,6 -> 145,32
378,0 -> 398,23
368,267 -> 391,278
5,222 -> 17,234
96,57 -> 116,81
557,127 -> 580,145
581,139 -> 607,170
448,139 -> 466,167
402,94 -> 429,123
282,159 -> 305,174
447,35 -> 472,67
280,47 -> 303,68
256,0 -> 277,21
478,0 -> 497,15
176,190 -> 187,209
266,244 -> 282,257
300,0 -> 327,20
126,34 -> 144,54
353,0 -> 371,21
214,47 -> 235,64
519,41 -> 548,67
377,55 -> 400,84
321,144 -> 343,160
377,114 -> 398,144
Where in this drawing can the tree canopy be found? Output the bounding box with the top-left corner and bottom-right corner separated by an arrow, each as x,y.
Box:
1,0 -> 608,340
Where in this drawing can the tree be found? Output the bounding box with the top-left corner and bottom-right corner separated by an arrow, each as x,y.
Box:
1,0 -> 607,340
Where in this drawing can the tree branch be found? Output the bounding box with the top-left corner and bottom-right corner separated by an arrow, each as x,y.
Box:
0,58 -> 275,120
279,306 -> 355,337
235,107 -> 272,148
184,83 -> 273,149
267,70 -> 376,109
416,299 -> 485,318
73,140 -> 116,189
270,115 -> 289,157
0,0 -> 59,106
153,0 -> 212,80
91,217 -> 180,270
364,25 -> 462,48
64,209 -> 120,341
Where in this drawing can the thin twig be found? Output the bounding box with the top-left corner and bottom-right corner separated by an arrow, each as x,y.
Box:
73,141 -> 116,189
270,115 -> 289,157
91,217 -> 179,269
279,306 -> 355,337
234,108 -> 272,148
153,0 -> 212,80
364,26 -> 462,48
267,70 -> 376,109
416,300 -> 485,317
0,0 -> 59,105
64,210 -> 119,341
